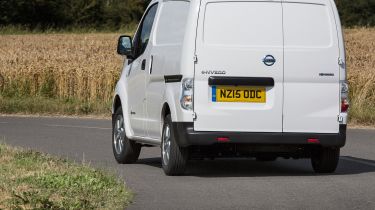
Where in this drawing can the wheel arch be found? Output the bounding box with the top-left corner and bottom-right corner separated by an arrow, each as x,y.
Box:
113,94 -> 122,114
113,80 -> 134,138
161,102 -> 171,134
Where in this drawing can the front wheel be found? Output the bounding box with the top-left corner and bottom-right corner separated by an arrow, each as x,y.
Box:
112,107 -> 141,164
161,114 -> 188,176
311,147 -> 340,173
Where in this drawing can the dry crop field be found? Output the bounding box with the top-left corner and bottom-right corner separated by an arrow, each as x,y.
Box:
0,28 -> 374,125
0,33 -> 123,115
344,28 -> 375,125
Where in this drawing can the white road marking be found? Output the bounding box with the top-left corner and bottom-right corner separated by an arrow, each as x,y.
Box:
45,124 -> 111,130
341,156 -> 375,168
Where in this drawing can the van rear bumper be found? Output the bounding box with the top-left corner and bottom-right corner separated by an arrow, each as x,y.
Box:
172,123 -> 346,148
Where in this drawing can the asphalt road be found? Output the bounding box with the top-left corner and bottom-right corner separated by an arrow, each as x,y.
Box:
1,116 -> 375,209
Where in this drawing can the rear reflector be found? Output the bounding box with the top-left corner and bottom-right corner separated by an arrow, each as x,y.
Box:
217,137 -> 230,142
307,138 -> 320,144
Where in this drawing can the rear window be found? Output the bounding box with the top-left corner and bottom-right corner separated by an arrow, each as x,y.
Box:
203,2 -> 283,47
283,3 -> 333,47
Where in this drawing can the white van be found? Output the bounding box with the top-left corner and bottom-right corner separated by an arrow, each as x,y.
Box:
112,0 -> 348,175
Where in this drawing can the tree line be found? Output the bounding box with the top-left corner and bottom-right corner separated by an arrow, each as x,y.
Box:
336,0 -> 375,27
0,0 -> 150,31
0,0 -> 374,31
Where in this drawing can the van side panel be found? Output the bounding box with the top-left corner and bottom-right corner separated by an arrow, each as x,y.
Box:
146,1 -> 191,138
282,1 -> 340,133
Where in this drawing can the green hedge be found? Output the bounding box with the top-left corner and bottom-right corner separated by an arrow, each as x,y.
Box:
336,0 -> 375,27
0,0 -> 149,31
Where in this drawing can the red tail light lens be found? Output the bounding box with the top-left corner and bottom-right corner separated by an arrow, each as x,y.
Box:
341,98 -> 349,113
341,82 -> 349,113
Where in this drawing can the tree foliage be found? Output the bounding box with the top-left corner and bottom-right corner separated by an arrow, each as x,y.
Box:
0,0 -> 374,31
335,0 -> 375,27
0,0 -> 149,30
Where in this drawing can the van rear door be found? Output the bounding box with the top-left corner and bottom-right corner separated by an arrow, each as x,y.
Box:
194,0 -> 284,132
282,0 -> 341,133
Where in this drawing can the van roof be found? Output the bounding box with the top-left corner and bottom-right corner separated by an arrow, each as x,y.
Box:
150,0 -> 193,4
149,0 -> 333,6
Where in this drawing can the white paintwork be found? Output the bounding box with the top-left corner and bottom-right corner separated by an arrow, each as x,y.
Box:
282,1 -> 341,133
194,0 -> 284,132
146,1 -> 191,139
127,57 -> 147,136
112,0 -> 347,144
114,0 -> 195,143
126,3 -> 158,137
154,2 -> 190,45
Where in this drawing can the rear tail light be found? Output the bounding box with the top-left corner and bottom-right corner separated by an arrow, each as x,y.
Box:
181,78 -> 194,110
341,82 -> 349,113
341,98 -> 349,113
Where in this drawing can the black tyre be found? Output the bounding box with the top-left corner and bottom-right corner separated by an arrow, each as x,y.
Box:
311,147 -> 340,173
161,114 -> 188,176
112,107 -> 141,164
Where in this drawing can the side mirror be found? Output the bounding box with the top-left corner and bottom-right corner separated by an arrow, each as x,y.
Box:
117,35 -> 133,58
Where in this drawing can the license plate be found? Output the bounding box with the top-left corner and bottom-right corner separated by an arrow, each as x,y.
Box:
212,86 -> 266,103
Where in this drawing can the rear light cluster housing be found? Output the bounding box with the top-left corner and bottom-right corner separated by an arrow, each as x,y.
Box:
341,82 -> 349,113
181,78 -> 194,110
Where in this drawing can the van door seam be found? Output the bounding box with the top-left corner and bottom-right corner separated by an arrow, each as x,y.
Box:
281,0 -> 285,133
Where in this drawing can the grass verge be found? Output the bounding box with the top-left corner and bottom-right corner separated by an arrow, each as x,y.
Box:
0,143 -> 132,209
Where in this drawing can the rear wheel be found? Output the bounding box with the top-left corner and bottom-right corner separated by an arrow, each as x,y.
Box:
311,147 -> 340,173
112,107 -> 141,164
161,114 -> 188,176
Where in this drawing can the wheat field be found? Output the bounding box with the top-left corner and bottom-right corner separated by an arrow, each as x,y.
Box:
344,28 -> 375,125
0,29 -> 374,124
0,33 -> 122,101
0,33 -> 123,114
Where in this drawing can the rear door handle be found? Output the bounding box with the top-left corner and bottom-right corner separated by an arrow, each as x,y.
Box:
208,76 -> 275,86
141,59 -> 146,70
149,55 -> 153,74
